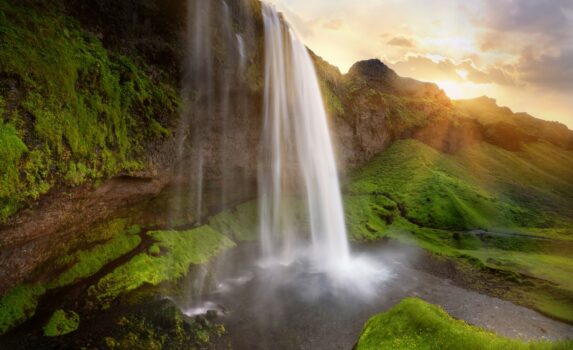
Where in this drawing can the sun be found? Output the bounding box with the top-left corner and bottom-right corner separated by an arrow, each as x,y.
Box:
434,80 -> 469,99
434,80 -> 495,100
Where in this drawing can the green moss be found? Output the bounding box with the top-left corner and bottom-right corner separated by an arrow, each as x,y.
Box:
344,195 -> 394,242
0,220 -> 141,334
356,298 -> 573,350
43,309 -> 80,337
208,201 -> 259,241
99,299 -> 224,349
0,121 -> 28,220
0,285 -> 46,334
0,0 -> 178,222
49,226 -> 141,289
148,245 -> 161,256
88,226 -> 235,308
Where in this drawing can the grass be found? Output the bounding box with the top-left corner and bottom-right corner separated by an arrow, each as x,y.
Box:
43,309 -> 80,337
346,140 -> 569,231
0,0 -> 178,222
356,298 -> 573,350
87,226 -> 235,308
345,139 -> 573,322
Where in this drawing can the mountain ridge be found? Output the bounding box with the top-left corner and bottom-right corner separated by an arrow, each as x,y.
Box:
311,56 -> 573,168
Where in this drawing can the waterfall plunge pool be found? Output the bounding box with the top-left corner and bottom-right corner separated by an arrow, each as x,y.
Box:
172,241 -> 573,350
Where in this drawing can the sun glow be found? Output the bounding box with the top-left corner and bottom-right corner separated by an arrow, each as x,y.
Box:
434,80 -> 493,100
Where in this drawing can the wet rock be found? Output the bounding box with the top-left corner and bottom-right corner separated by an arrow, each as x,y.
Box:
206,309 -> 218,320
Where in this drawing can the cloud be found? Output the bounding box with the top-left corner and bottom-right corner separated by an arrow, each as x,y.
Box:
478,31 -> 509,52
390,55 -> 516,86
386,36 -> 416,48
391,56 -> 462,82
472,0 -> 573,42
322,18 -> 344,30
517,49 -> 573,90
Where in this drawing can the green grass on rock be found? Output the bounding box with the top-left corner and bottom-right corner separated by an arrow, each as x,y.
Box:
43,309 -> 80,337
356,298 -> 573,350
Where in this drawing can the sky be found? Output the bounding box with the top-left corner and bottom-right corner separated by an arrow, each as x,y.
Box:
267,0 -> 573,128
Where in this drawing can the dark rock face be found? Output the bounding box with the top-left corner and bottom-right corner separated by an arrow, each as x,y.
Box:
347,59 -> 397,88
409,116 -> 484,154
61,0 -> 186,82
0,176 -> 167,294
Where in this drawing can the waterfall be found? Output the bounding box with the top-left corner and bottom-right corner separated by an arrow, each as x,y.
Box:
259,5 -> 350,272
174,2 -> 388,315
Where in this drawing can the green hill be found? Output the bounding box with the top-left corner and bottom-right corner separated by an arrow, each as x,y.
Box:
347,139 -> 573,232
345,139 -> 573,321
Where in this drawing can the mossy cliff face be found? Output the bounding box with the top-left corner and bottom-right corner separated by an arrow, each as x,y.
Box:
0,0 -> 179,222
0,0 -> 263,295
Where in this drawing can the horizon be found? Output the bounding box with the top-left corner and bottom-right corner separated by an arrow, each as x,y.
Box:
268,0 -> 573,129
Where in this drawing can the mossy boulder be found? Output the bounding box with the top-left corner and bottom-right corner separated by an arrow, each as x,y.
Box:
356,298 -> 573,350
43,309 -> 80,337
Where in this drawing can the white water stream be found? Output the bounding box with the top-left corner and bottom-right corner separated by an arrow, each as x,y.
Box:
259,5 -> 351,272
178,2 -> 389,318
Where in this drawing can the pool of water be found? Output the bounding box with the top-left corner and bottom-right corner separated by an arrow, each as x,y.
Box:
172,242 -> 573,349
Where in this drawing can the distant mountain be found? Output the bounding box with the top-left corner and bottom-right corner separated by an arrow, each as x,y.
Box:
312,57 -> 573,169
455,96 -> 573,150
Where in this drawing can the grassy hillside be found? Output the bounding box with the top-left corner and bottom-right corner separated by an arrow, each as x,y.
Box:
356,298 -> 573,350
347,139 -> 573,233
345,139 -> 573,321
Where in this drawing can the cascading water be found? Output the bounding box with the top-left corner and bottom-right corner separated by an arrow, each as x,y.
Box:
173,0 -> 258,315
259,4 -> 350,273
175,0 -> 389,320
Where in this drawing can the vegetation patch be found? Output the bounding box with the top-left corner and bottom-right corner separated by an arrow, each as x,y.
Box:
0,0 -> 178,222
208,201 -> 259,241
0,285 -> 46,334
356,298 -> 573,350
0,221 -> 141,334
345,139 -> 573,322
347,140 -> 568,230
49,224 -> 142,288
98,299 -> 224,350
87,226 -> 235,308
43,309 -> 80,337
